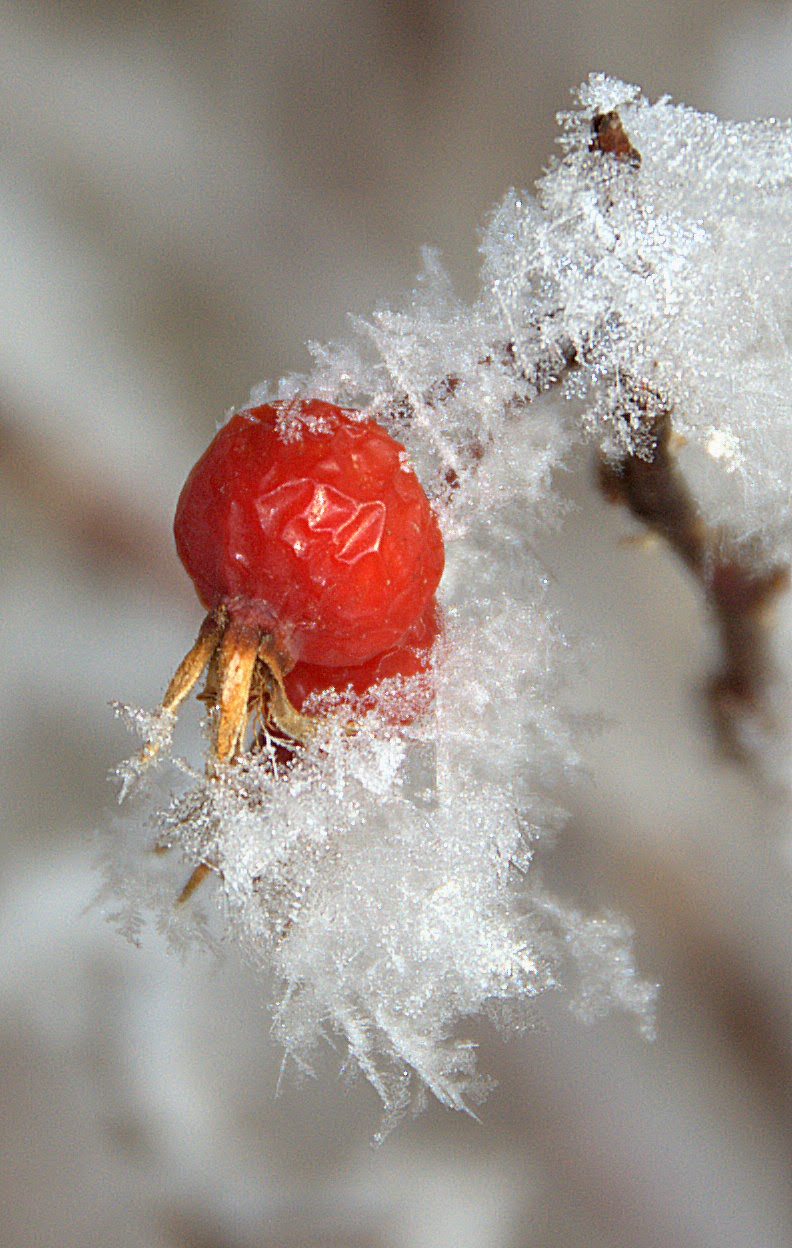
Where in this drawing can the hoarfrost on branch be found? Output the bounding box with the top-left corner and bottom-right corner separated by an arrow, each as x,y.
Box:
108,76 -> 792,1124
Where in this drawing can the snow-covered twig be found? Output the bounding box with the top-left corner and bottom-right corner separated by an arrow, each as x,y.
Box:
107,76 -> 791,1123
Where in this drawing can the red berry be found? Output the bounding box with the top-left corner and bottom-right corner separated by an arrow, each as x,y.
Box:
284,598 -> 442,723
174,400 -> 445,667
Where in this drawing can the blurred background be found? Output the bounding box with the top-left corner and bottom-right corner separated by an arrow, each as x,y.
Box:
2,2 -> 792,1245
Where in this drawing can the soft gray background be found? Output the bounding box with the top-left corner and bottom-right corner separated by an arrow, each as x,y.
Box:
2,3 -> 792,1246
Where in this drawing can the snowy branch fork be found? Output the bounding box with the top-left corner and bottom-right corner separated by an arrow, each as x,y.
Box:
388,107 -> 789,762
110,79 -> 789,1119
589,113 -> 789,758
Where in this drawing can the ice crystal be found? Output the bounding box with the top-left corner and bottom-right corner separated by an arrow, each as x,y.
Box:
111,701 -> 177,802
488,75 -> 792,555
298,75 -> 791,556
110,377 -> 653,1122
106,75 -> 792,1119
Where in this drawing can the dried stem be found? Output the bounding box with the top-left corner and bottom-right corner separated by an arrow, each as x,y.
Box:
151,609 -> 316,903
393,109 -> 787,761
590,109 -> 642,167
599,386 -> 788,757
589,112 -> 789,757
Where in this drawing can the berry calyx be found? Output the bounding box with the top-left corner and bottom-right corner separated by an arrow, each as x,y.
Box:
143,399 -> 445,770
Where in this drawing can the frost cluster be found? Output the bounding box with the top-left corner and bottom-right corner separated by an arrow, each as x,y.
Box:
110,398 -> 654,1123
282,74 -> 792,559
109,77 -> 792,1122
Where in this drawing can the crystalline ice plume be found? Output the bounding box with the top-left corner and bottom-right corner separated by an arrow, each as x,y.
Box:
109,380 -> 655,1123
101,73 -> 792,1117
480,74 -> 792,558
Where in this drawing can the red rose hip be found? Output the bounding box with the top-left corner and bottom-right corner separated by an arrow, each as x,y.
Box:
145,399 -> 444,772
174,399 -> 444,666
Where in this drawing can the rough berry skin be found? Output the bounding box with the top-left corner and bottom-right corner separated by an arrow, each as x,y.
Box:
284,599 -> 441,722
174,400 -> 444,667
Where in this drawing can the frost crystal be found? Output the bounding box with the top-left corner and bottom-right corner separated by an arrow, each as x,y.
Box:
485,74 -> 792,554
106,74 -> 792,1120
111,701 -> 177,802
298,77 -> 791,556
112,407 -> 655,1123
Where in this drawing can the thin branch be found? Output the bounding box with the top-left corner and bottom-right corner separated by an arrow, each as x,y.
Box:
589,112 -> 789,757
598,364 -> 788,758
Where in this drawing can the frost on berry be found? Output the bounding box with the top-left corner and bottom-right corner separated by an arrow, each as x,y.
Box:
111,380 -> 655,1124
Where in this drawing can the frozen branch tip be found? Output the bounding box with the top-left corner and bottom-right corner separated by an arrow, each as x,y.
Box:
109,77 -> 790,1124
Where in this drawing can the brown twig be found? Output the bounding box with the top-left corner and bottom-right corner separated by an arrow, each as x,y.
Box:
589,113 -> 789,758
590,109 -> 642,167
598,382 -> 788,758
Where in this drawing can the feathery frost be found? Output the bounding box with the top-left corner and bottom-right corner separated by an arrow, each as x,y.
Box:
108,76 -> 791,1121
